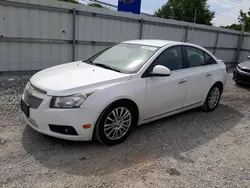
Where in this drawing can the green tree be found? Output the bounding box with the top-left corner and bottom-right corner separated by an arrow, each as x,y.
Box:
222,9 -> 250,32
154,0 -> 215,25
221,24 -> 242,31
88,3 -> 103,8
58,0 -> 79,4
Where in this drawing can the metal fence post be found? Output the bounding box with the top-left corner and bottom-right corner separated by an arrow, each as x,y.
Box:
72,8 -> 76,62
139,18 -> 144,39
213,29 -> 220,55
184,25 -> 189,42
235,31 -> 244,63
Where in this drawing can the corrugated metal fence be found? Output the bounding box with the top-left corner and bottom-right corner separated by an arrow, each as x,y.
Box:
0,0 -> 250,76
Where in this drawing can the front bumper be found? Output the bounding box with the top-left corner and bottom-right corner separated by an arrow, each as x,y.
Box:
21,93 -> 100,141
233,67 -> 250,84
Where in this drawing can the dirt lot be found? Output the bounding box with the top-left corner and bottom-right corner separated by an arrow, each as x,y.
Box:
1,74 -> 250,188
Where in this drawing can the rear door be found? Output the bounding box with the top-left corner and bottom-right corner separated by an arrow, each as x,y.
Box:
182,46 -> 217,107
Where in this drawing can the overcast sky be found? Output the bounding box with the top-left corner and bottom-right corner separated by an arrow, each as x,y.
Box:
83,0 -> 250,26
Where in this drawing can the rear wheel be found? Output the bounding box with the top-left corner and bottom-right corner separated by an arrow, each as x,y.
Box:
95,102 -> 137,146
202,84 -> 222,112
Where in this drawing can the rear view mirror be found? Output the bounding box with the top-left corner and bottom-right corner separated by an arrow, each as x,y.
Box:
151,65 -> 171,77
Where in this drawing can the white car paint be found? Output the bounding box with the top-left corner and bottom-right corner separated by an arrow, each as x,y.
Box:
145,70 -> 187,119
22,40 -> 227,141
30,61 -> 131,96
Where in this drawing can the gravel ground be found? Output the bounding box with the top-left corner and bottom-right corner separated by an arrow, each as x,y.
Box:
1,74 -> 250,188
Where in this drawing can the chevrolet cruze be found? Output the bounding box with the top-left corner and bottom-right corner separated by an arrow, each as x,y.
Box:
21,40 -> 227,145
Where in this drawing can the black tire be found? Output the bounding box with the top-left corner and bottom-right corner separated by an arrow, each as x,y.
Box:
95,102 -> 138,146
235,81 -> 241,86
235,83 -> 241,87
202,84 -> 222,112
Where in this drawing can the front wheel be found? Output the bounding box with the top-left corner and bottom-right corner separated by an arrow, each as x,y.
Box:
95,102 -> 137,146
202,84 -> 222,112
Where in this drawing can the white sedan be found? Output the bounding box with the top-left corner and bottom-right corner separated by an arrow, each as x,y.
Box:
21,40 -> 227,145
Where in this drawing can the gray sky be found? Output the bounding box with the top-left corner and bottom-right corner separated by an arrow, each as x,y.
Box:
83,0 -> 250,26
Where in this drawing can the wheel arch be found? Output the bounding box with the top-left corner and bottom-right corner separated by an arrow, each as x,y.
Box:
202,81 -> 223,112
213,81 -> 224,93
100,98 -> 139,122
92,98 -> 140,139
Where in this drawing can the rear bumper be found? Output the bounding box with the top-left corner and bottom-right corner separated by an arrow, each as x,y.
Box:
233,67 -> 250,84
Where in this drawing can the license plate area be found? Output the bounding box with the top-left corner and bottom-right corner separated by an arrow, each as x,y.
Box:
21,99 -> 30,117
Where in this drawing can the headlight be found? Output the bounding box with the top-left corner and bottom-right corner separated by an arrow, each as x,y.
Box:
23,82 -> 31,101
25,82 -> 31,89
50,90 -> 98,109
237,64 -> 242,70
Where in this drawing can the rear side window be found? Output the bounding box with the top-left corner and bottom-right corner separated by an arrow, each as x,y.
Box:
186,46 -> 217,68
186,47 -> 205,67
153,46 -> 184,71
204,53 -> 217,65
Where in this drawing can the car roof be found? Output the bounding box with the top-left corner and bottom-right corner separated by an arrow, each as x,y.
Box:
122,39 -> 220,61
122,39 -> 184,47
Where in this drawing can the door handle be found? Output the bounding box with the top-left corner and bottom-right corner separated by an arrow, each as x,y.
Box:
179,79 -> 187,84
206,73 -> 212,77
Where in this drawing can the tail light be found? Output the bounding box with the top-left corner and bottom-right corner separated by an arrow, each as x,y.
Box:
218,59 -> 228,72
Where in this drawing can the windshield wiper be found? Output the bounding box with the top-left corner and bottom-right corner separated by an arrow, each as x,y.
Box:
84,59 -> 94,64
94,63 -> 121,73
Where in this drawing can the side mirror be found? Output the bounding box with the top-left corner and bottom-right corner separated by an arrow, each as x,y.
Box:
151,65 -> 171,77
247,56 -> 250,60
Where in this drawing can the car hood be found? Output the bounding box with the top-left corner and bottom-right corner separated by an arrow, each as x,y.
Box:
239,61 -> 250,69
30,61 -> 131,96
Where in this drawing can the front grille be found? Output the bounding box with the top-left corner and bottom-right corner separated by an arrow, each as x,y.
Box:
239,75 -> 250,82
234,71 -> 250,83
23,90 -> 43,109
241,68 -> 250,73
23,82 -> 46,109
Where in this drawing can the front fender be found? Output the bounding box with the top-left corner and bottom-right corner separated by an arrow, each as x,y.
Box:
80,78 -> 147,117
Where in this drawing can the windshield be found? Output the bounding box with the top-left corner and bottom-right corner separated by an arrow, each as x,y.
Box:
88,43 -> 159,73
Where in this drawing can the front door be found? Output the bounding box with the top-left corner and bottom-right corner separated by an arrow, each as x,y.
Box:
144,46 -> 187,120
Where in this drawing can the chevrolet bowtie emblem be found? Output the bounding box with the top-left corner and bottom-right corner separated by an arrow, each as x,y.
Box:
26,88 -> 34,95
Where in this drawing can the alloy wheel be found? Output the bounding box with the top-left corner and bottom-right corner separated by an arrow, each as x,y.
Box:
104,107 -> 132,140
208,87 -> 220,109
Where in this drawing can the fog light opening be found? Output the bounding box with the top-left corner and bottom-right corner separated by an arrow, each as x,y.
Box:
49,124 -> 78,136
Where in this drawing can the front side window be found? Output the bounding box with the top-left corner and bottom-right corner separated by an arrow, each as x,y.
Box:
153,46 -> 184,71
89,43 -> 159,73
